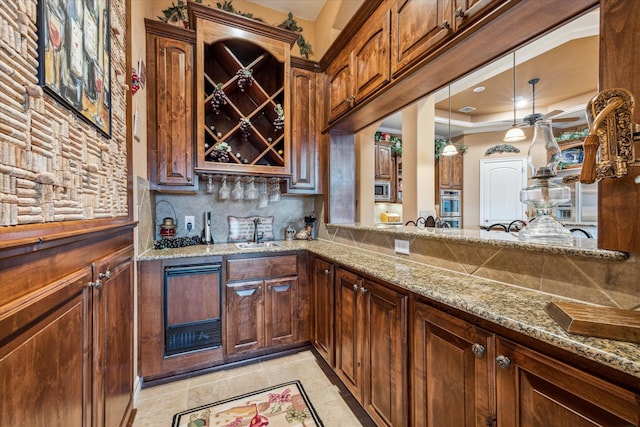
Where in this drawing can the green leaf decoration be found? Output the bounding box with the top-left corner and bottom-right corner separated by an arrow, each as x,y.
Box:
485,144 -> 521,156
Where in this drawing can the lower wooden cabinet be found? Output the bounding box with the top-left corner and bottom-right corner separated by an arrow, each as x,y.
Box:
311,256 -> 334,365
335,267 -> 408,427
226,276 -> 298,355
495,337 -> 639,426
0,237 -> 134,427
412,301 -> 495,427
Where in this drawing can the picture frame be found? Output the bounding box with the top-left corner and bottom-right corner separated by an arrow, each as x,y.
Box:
38,0 -> 112,137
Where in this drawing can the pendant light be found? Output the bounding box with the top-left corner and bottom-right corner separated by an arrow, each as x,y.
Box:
503,52 -> 526,142
441,85 -> 458,156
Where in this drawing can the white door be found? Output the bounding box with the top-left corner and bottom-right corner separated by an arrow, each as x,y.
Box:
480,157 -> 528,226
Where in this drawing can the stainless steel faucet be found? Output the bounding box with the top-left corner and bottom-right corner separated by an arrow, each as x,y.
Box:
252,218 -> 263,243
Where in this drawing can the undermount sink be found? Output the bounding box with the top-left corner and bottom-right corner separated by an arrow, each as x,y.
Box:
235,241 -> 283,249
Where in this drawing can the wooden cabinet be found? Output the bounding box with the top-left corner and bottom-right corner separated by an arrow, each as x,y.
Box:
145,19 -> 195,191
375,141 -> 393,180
412,302 -> 495,427
225,253 -> 308,358
438,152 -> 463,189
191,3 -> 297,176
326,48 -> 354,123
392,0 -> 454,75
335,267 -> 408,427
326,4 -> 391,123
410,302 -> 640,427
311,256 -> 334,365
288,60 -> 323,194
0,238 -> 135,427
454,0 -> 505,31
495,337 -> 639,426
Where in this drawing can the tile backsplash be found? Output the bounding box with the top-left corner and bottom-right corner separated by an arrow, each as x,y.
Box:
149,188 -> 315,247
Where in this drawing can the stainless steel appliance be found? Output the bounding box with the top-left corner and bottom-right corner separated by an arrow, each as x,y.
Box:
554,170 -> 598,224
374,180 -> 391,201
440,189 -> 462,228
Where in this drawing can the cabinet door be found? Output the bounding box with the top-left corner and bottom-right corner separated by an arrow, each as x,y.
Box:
146,28 -> 194,188
496,338 -> 639,426
352,6 -> 391,103
326,48 -> 354,122
289,66 -> 320,193
362,279 -> 408,427
439,153 -> 463,189
264,277 -> 298,347
93,246 -> 134,427
375,143 -> 393,180
335,268 -> 364,400
451,152 -> 463,189
311,258 -> 335,365
226,280 -> 263,355
412,303 -> 495,427
392,0 -> 454,75
0,268 -> 92,427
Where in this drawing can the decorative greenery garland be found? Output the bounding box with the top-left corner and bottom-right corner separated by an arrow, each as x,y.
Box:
160,0 -> 313,58
485,144 -> 521,156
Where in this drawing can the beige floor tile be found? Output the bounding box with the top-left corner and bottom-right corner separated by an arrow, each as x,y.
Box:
133,350 -> 366,426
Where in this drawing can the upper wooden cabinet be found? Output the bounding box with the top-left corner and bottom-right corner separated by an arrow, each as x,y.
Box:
326,4 -> 391,123
190,4 -> 298,176
288,60 -> 323,194
375,141 -> 393,180
454,0 -> 506,31
439,152 -> 463,189
145,19 -> 195,191
392,0 -> 454,75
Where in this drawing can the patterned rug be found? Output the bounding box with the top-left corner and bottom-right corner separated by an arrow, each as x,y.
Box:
172,380 -> 324,427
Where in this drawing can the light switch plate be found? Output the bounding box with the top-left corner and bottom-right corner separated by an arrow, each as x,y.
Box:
395,239 -> 410,255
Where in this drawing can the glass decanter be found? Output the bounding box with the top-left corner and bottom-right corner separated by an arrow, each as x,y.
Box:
519,120 -> 573,243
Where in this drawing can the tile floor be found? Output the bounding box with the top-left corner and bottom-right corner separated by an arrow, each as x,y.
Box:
133,349 -> 375,426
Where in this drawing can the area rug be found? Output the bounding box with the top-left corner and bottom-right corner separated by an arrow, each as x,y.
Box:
172,380 -> 324,427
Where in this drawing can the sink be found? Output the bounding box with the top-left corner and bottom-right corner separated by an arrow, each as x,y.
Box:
235,241 -> 283,249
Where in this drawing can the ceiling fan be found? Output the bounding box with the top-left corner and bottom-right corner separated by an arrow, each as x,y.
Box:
520,78 -> 581,126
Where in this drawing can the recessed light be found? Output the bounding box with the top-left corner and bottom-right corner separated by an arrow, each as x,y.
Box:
472,86 -> 485,93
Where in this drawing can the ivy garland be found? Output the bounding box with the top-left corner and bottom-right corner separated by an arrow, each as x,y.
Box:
485,144 -> 521,156
159,1 -> 313,59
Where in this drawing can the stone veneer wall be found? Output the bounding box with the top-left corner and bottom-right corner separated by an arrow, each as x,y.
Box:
319,225 -> 640,311
0,0 -> 128,226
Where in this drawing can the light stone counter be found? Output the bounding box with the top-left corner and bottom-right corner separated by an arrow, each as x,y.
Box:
138,237 -> 639,382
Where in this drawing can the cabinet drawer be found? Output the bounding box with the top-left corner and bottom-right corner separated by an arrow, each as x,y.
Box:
226,255 -> 298,281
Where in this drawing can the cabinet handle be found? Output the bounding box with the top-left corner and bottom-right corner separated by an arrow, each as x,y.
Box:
472,343 -> 486,358
441,20 -> 450,30
99,269 -> 111,281
257,286 -> 262,297
359,286 -> 367,294
455,7 -> 465,18
88,280 -> 102,289
323,269 -> 330,276
267,285 -> 272,292
344,95 -> 355,106
353,284 -> 358,292
496,355 -> 511,369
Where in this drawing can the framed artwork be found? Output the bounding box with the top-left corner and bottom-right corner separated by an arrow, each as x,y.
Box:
38,0 -> 111,137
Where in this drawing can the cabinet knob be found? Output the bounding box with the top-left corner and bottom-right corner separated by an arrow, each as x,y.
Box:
267,285 -> 272,292
291,179 -> 297,185
323,269 -> 330,275
441,20 -> 451,30
345,95 -> 355,107
88,280 -> 102,289
471,343 -> 486,358
99,269 -> 111,281
353,284 -> 358,292
359,286 -> 367,294
496,355 -> 511,369
455,7 -> 465,18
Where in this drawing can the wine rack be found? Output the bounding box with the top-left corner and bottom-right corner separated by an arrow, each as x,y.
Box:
203,40 -> 284,167
191,3 -> 298,176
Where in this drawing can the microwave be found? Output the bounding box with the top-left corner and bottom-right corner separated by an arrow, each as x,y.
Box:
374,181 -> 391,201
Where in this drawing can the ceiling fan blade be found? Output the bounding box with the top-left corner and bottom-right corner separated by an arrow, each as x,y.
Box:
552,116 -> 581,122
542,109 -> 564,119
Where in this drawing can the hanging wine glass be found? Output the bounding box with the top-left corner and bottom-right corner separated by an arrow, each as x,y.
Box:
231,176 -> 244,200
245,177 -> 257,200
218,176 -> 230,200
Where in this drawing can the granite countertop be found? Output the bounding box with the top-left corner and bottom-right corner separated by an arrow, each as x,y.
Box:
138,239 -> 639,381
330,223 -> 627,260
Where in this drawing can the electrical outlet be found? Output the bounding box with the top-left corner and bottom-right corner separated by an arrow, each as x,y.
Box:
185,216 -> 195,232
394,239 -> 410,255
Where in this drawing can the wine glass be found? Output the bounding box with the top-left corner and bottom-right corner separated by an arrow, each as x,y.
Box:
231,176 -> 244,200
219,176 -> 230,200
